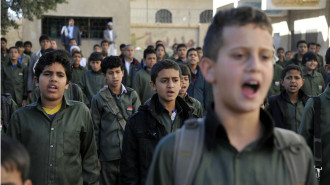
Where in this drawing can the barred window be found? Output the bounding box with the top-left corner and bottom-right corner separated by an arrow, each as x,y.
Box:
155,9 -> 172,23
200,10 -> 213,23
42,16 -> 112,39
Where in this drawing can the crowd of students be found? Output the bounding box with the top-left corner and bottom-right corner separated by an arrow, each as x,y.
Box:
1,6 -> 330,185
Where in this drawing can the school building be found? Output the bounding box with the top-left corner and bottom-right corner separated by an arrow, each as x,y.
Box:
3,0 -> 330,58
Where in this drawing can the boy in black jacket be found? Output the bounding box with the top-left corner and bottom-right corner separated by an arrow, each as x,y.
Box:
119,59 -> 195,185
267,64 -> 309,132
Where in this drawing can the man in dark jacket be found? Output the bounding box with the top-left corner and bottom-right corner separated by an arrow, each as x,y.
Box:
122,45 -> 141,88
120,60 -> 195,185
267,65 -> 309,132
61,18 -> 81,51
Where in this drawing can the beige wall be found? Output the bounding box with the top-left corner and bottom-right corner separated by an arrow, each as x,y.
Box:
21,0 -> 130,57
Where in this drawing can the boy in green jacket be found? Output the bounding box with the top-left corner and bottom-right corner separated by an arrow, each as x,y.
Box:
91,56 -> 140,185
71,51 -> 87,84
79,52 -> 107,108
1,47 -> 28,107
300,51 -> 325,96
133,48 -> 156,104
146,6 -> 317,185
7,50 -> 99,185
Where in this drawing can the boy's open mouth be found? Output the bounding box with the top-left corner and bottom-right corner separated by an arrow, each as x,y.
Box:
242,80 -> 260,98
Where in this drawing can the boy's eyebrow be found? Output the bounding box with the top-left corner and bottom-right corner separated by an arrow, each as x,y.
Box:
43,70 -> 65,74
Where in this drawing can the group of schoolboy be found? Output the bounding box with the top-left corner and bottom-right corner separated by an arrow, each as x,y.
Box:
2,6 -> 330,185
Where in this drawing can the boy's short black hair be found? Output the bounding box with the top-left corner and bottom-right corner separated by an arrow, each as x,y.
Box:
34,50 -> 72,83
69,38 -> 76,42
8,46 -> 19,53
302,51 -> 317,65
72,51 -> 82,57
39,34 -> 50,43
151,59 -> 181,84
143,48 -> 156,59
89,52 -> 103,62
1,137 -> 30,181
296,40 -> 307,48
285,50 -> 292,55
23,41 -> 32,47
1,37 -> 7,43
277,47 -> 284,53
308,42 -> 316,48
101,40 -> 109,46
172,43 -> 178,50
176,44 -> 187,51
120,44 -> 126,49
15,41 -> 24,48
281,64 -> 303,80
186,48 -> 197,57
325,47 -> 330,65
155,44 -> 165,52
196,47 -> 202,51
147,45 -> 155,50
93,44 -> 101,49
203,6 -> 273,61
101,56 -> 124,73
179,64 -> 191,81
316,43 -> 321,47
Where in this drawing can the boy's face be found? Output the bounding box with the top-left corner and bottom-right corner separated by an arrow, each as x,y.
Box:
1,166 -> 32,185
179,75 -> 190,95
18,46 -> 24,55
150,68 -> 181,104
9,49 -> 19,60
308,44 -> 316,53
90,60 -> 101,72
51,41 -> 58,49
69,40 -> 77,46
277,49 -> 284,59
281,70 -> 304,94
173,44 -> 178,54
73,53 -> 82,67
316,45 -> 321,54
36,62 -> 70,104
104,67 -> 124,89
187,50 -> 199,65
297,43 -> 307,56
305,59 -> 317,71
201,24 -> 274,113
144,53 -> 157,69
1,40 -> 7,50
94,46 -> 102,53
101,42 -> 109,52
177,47 -> 187,60
40,39 -> 50,50
156,47 -> 165,59
197,49 -> 203,60
285,52 -> 293,60
125,46 -> 135,59
24,45 -> 32,53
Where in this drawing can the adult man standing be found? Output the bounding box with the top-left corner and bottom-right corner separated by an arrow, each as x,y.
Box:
61,18 -> 81,51
103,22 -> 117,55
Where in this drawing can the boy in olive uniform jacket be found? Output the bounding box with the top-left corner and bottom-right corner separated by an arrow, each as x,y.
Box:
71,51 -> 87,84
300,51 -> 325,96
79,52 -> 107,108
146,7 -> 317,185
7,50 -> 99,185
1,47 -> 28,107
120,60 -> 195,185
299,47 -> 330,185
133,48 -> 156,104
91,56 -> 141,185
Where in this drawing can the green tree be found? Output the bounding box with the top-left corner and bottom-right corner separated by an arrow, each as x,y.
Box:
1,0 -> 67,35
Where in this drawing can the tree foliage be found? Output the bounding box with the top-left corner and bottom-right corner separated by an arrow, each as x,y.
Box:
1,0 -> 67,35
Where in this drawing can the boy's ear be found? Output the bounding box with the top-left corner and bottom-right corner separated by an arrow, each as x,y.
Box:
280,79 -> 284,87
149,81 -> 157,92
122,70 -> 125,77
65,81 -> 71,90
200,57 -> 215,83
301,78 -> 305,86
33,76 -> 39,87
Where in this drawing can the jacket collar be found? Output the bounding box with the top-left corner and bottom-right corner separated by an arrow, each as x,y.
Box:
204,103 -> 274,151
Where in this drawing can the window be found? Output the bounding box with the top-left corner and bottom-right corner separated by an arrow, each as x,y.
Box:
156,9 -> 172,23
200,10 -> 213,23
42,16 -> 112,39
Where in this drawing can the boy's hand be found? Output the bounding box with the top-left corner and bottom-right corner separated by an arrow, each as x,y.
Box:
22,100 -> 27,107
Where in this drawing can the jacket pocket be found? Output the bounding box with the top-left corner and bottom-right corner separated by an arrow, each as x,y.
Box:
63,131 -> 80,155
